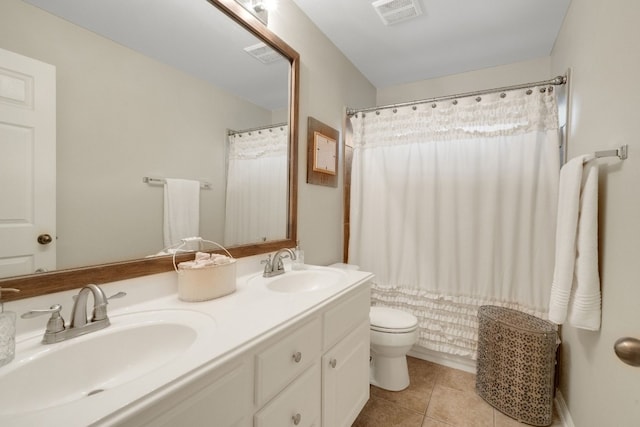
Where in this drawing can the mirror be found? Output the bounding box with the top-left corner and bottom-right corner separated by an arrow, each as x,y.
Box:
0,0 -> 299,300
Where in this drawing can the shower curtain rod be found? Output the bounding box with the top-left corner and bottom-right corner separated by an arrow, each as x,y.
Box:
227,122 -> 287,136
346,75 -> 567,116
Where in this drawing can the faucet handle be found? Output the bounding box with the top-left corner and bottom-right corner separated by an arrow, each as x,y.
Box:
274,249 -> 294,271
21,303 -> 62,319
261,254 -> 273,274
107,291 -> 127,300
72,290 -> 125,302
92,291 -> 126,322
21,304 -> 65,334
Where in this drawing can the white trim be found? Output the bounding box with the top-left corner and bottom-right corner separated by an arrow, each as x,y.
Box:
554,390 -> 575,427
407,345 -> 476,374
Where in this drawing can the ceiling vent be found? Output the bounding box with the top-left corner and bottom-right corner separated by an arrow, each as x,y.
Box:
372,0 -> 422,26
243,42 -> 282,64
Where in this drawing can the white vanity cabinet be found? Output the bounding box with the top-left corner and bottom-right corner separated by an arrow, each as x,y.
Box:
252,285 -> 370,427
113,280 -> 370,427
321,286 -> 371,427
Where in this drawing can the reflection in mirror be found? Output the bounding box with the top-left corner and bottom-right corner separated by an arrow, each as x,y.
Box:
0,0 -> 299,298
234,0 -> 272,25
225,123 -> 288,246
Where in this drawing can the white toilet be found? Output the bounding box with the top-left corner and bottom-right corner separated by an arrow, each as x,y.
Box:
328,263 -> 418,392
369,306 -> 418,391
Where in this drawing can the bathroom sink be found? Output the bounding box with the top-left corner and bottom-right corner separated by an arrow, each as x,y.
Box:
0,309 -> 216,417
255,267 -> 347,293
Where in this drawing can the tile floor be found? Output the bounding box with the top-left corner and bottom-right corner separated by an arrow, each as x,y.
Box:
352,356 -> 562,427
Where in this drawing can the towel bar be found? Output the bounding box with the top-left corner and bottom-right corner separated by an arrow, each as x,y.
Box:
594,144 -> 628,160
142,176 -> 211,190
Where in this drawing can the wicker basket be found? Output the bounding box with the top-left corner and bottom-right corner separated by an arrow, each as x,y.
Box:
172,239 -> 236,302
476,306 -> 559,426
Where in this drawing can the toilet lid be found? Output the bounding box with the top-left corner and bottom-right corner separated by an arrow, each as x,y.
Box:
370,306 -> 418,333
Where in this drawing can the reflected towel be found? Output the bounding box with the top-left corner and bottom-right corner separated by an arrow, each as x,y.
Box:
548,155 -> 601,330
163,178 -> 200,248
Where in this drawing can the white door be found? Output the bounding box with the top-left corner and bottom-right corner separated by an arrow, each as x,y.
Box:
0,47 -> 56,278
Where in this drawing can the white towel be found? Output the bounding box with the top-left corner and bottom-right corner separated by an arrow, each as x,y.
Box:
548,155 -> 601,330
163,178 -> 200,248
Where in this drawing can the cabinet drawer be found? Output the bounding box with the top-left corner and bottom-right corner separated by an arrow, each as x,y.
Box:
323,286 -> 370,350
254,363 -> 321,427
255,317 -> 321,405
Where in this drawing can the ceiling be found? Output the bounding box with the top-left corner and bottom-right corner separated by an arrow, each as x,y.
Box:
21,0 -> 572,108
292,0 -> 572,89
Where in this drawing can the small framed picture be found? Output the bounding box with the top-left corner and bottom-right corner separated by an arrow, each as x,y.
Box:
312,131 -> 337,175
307,117 -> 339,187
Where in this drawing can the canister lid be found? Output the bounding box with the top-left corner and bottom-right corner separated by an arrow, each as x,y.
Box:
370,306 -> 418,332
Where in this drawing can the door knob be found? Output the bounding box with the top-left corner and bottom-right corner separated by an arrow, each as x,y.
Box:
37,234 -> 53,245
614,337 -> 640,367
292,413 -> 301,425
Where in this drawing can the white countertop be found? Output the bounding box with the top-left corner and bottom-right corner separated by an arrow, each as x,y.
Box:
0,258 -> 373,426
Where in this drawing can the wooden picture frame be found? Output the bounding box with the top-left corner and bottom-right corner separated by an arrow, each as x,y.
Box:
307,117 -> 338,187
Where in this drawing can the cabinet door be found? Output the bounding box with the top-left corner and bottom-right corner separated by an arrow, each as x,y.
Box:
129,359 -> 252,427
323,287 -> 370,351
322,320 -> 370,427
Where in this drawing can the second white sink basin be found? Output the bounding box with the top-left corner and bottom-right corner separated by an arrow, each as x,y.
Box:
255,267 -> 347,293
0,309 -> 217,418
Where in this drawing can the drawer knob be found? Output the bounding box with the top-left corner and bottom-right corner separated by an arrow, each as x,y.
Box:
329,358 -> 337,368
292,351 -> 302,363
292,413 -> 302,425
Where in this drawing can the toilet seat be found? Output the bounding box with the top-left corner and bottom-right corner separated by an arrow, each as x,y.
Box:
370,307 -> 418,334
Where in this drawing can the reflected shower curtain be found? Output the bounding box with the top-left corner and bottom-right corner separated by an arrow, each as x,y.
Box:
349,87 -> 560,358
224,125 -> 288,246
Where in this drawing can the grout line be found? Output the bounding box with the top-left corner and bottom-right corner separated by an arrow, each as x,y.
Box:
368,389 -> 425,417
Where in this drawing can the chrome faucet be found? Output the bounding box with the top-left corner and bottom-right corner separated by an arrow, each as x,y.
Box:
70,284 -> 109,328
262,248 -> 296,278
21,284 -> 126,344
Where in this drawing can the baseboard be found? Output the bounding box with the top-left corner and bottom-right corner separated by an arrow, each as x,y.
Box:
407,345 -> 476,374
554,390 -> 575,427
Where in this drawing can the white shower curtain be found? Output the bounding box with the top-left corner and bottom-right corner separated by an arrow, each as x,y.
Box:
349,87 -> 560,358
224,125 -> 288,246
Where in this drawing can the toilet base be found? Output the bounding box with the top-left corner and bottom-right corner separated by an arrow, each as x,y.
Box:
370,352 -> 410,391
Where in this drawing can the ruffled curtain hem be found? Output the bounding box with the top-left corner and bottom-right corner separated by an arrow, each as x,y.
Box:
372,283 -> 548,360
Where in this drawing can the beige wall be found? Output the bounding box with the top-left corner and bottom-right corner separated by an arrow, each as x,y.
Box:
551,1 -> 640,425
376,57 -> 551,105
269,1 -> 377,265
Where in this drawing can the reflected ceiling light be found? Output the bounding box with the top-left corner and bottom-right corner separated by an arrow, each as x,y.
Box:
253,0 -> 277,13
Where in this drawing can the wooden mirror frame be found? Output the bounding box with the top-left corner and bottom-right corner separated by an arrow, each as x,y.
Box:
0,0 -> 299,301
